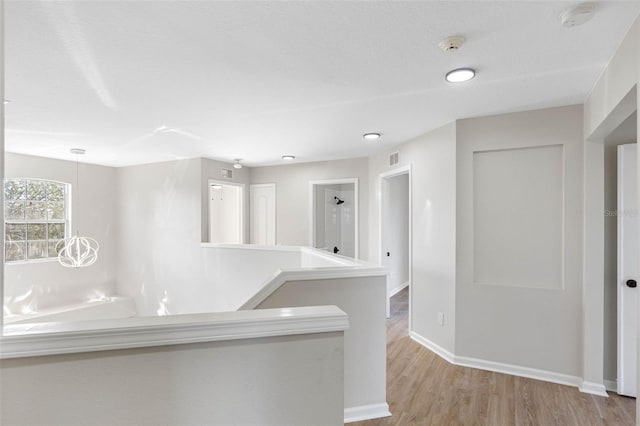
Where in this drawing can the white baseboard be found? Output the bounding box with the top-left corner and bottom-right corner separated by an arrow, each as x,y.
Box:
344,403 -> 391,423
410,331 -> 455,364
579,381 -> 609,397
389,281 -> 410,297
410,331 -> 592,393
604,379 -> 617,393
455,355 -> 582,389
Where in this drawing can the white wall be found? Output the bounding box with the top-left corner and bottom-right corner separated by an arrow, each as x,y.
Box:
257,276 -> 388,421
250,158 -> 369,260
369,123 -> 457,353
4,153 -> 117,313
584,18 -> 639,139
116,160 -> 304,315
117,158 -> 204,315
456,105 -> 584,377
1,332 -> 345,426
381,173 -> 409,294
1,6 -> 4,328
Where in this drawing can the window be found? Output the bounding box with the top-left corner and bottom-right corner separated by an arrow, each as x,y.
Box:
4,179 -> 69,263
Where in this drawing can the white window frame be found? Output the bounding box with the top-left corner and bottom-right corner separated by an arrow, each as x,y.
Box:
4,178 -> 71,264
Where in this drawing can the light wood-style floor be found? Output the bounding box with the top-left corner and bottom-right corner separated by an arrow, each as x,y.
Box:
351,288 -> 635,426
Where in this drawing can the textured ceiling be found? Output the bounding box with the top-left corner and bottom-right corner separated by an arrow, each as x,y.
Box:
5,1 -> 640,167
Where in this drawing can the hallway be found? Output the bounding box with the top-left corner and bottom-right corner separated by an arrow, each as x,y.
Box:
352,288 -> 635,426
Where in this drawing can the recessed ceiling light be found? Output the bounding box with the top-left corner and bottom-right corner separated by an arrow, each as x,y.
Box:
233,159 -> 242,169
282,155 -> 295,161
445,68 -> 476,83
363,133 -> 381,140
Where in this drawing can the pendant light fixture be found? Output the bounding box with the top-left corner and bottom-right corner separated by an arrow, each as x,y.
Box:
56,148 -> 99,268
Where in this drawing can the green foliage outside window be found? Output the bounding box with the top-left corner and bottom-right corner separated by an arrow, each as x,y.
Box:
4,179 -> 69,262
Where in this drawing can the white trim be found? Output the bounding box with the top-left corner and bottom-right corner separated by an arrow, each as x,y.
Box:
200,242 -> 300,252
579,381 -> 609,397
1,305 -> 349,359
456,355 -> 582,390
309,178 -> 359,259
410,331 -> 592,392
344,403 -> 391,423
198,244 -> 373,268
389,280 -> 409,297
604,379 -> 618,392
239,264 -> 387,310
410,331 -> 456,364
379,165 -> 412,325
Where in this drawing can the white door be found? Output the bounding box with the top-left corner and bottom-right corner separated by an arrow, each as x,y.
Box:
617,143 -> 638,397
250,184 -> 276,245
209,182 -> 243,244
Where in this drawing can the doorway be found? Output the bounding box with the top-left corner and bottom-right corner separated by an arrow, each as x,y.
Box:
208,180 -> 244,244
580,86 -> 638,396
309,178 -> 358,258
602,112 -> 638,396
379,165 -> 412,320
250,183 -> 276,245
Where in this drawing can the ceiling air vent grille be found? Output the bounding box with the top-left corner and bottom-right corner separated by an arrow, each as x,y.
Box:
389,152 -> 399,167
221,168 -> 233,179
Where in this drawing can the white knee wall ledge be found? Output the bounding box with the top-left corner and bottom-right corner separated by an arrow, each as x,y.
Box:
410,331 -> 608,397
1,305 -> 349,359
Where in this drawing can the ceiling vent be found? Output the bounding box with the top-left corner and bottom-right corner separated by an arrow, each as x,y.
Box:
221,168 -> 233,179
439,35 -> 465,52
389,152 -> 399,167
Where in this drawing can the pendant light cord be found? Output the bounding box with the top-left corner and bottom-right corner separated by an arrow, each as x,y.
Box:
75,153 -> 79,235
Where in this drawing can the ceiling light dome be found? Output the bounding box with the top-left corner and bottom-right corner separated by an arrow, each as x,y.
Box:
560,3 -> 595,28
282,155 -> 295,161
363,133 -> 381,140
233,159 -> 242,169
445,68 -> 476,83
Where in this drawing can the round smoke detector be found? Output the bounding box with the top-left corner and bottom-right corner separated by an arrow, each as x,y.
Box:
439,35 -> 465,52
560,3 -> 595,28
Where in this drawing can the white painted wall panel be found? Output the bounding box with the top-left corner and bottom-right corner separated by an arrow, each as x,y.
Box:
257,276 -> 388,419
456,105 -> 583,377
0,333 -> 345,426
473,145 -> 563,289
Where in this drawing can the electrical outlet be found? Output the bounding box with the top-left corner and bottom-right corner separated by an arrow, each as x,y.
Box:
437,312 -> 444,326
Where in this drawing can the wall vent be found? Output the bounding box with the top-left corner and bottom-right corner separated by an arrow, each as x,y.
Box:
389,152 -> 399,167
221,168 -> 233,179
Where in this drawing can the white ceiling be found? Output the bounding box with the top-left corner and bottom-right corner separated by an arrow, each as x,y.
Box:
5,1 -> 640,167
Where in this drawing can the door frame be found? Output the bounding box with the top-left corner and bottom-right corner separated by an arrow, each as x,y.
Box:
583,85 -> 638,395
309,178 -> 359,258
249,183 -> 277,245
208,179 -> 245,244
379,165 -> 412,324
